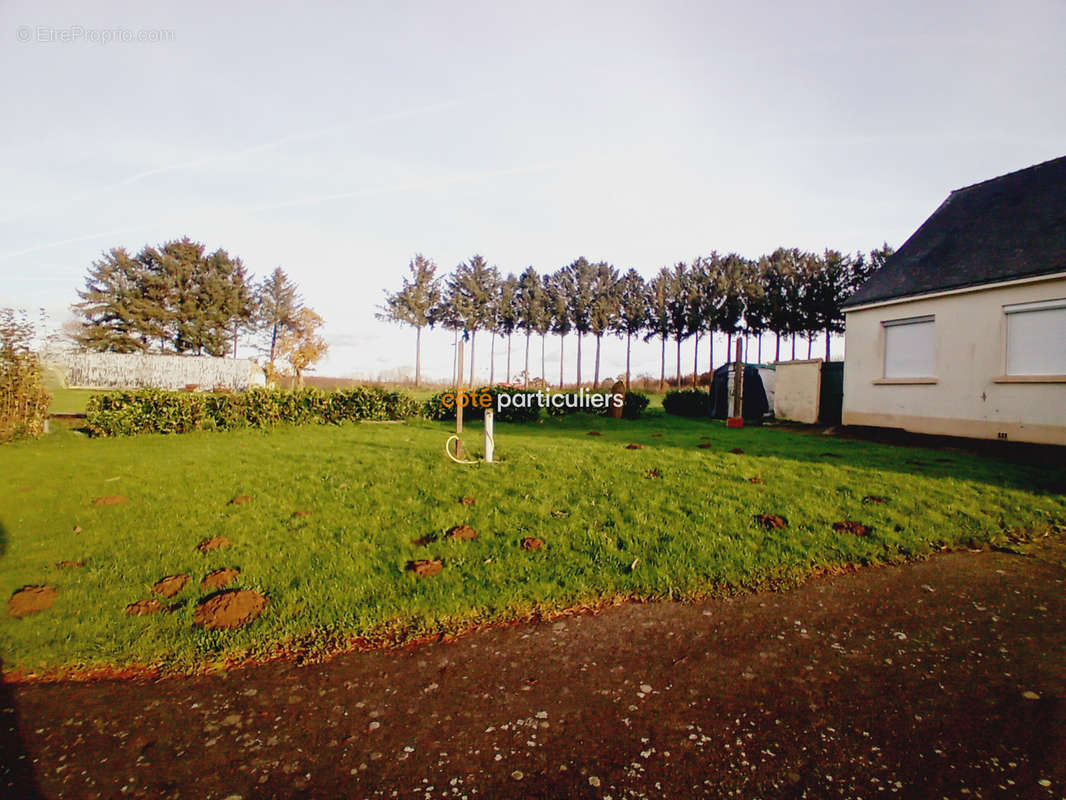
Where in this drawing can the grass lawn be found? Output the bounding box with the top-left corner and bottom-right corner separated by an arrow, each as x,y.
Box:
1,413 -> 1063,677
45,386 -> 96,415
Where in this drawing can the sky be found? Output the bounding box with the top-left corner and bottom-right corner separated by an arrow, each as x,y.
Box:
2,0 -> 1065,383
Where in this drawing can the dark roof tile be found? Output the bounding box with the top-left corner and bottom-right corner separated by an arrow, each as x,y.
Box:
844,155 -> 1066,308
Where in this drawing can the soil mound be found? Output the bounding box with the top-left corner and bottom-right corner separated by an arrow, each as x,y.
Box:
862,495 -> 888,505
833,521 -> 870,536
729,448 -> 745,455
625,443 -> 643,450
446,525 -> 478,541
193,590 -> 267,630
229,495 -> 253,505
151,575 -> 190,598
645,469 -> 662,479
748,477 -> 764,484
290,510 -> 312,518
460,496 -> 476,506
56,560 -> 86,568
201,568 -> 240,591
8,586 -> 57,618
125,599 -> 165,616
407,559 -> 443,578
587,431 -> 601,436
697,443 -> 713,449
93,495 -> 127,506
754,514 -> 788,530
196,537 -> 231,552
521,537 -> 544,550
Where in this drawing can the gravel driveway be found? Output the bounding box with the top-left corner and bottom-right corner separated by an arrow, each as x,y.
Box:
3,539 -> 1064,799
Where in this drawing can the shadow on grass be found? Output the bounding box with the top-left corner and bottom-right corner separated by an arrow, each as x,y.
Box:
452,413 -> 1066,497
0,519 -> 45,798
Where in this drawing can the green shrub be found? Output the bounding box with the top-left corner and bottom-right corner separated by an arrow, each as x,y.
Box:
0,308 -> 52,443
620,391 -> 650,419
86,386 -> 419,436
545,390 -> 648,419
662,389 -> 710,417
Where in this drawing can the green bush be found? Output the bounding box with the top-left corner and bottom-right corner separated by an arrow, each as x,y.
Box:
544,390 -> 649,419
1,308 -> 51,443
662,389 -> 710,417
620,391 -> 650,419
86,386 -> 419,437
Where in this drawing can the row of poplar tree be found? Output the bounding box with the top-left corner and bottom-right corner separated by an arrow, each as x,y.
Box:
379,246 -> 893,388
73,237 -> 326,380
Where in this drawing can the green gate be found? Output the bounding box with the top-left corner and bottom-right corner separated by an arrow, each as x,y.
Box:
819,361 -> 844,425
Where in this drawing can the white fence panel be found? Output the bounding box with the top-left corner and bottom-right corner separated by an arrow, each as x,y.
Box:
60,353 -> 266,391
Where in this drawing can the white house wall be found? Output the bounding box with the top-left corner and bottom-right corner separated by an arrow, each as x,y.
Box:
842,276 -> 1066,445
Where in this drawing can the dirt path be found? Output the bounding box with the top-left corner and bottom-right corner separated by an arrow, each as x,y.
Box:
3,541 -> 1065,800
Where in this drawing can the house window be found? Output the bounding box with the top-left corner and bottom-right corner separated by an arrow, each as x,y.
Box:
1004,299 -> 1066,375
882,315 -> 935,378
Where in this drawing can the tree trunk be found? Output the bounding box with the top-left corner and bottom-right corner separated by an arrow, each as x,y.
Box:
506,333 -> 512,383
726,333 -> 733,364
541,335 -> 546,386
576,333 -> 583,387
675,337 -> 681,386
708,332 -> 714,375
489,332 -> 496,385
659,335 -> 666,391
469,331 -> 476,385
232,322 -> 238,358
593,335 -> 601,387
454,326 -> 462,386
757,333 -> 763,364
775,332 -> 781,363
415,326 -> 422,387
824,329 -> 831,361
625,332 -> 632,390
791,333 -> 796,360
806,335 -> 812,359
692,333 -> 699,387
559,335 -> 565,388
524,331 -> 531,388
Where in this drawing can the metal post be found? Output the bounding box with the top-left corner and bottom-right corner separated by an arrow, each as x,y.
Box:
484,409 -> 494,463
732,338 -> 744,418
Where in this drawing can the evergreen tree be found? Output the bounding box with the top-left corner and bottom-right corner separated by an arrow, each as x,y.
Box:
644,270 -> 673,391
257,267 -> 303,378
515,267 -> 546,387
545,270 -> 572,388
711,253 -> 750,363
74,248 -> 154,353
664,262 -> 692,385
555,257 -> 597,386
496,274 -> 520,383
447,255 -> 498,385
589,261 -> 620,387
613,269 -> 647,390
376,254 -> 442,387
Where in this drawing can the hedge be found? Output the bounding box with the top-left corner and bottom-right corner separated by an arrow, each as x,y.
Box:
662,389 -> 710,417
86,386 -> 420,437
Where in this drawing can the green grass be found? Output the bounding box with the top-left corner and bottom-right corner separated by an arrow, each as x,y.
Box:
1,413 -> 1063,676
46,386 -> 96,414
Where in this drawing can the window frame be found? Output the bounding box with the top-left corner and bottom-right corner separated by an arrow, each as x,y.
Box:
875,314 -> 937,384
998,298 -> 1066,381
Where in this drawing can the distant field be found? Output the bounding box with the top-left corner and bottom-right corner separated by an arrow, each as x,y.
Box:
2,412 -> 1063,677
